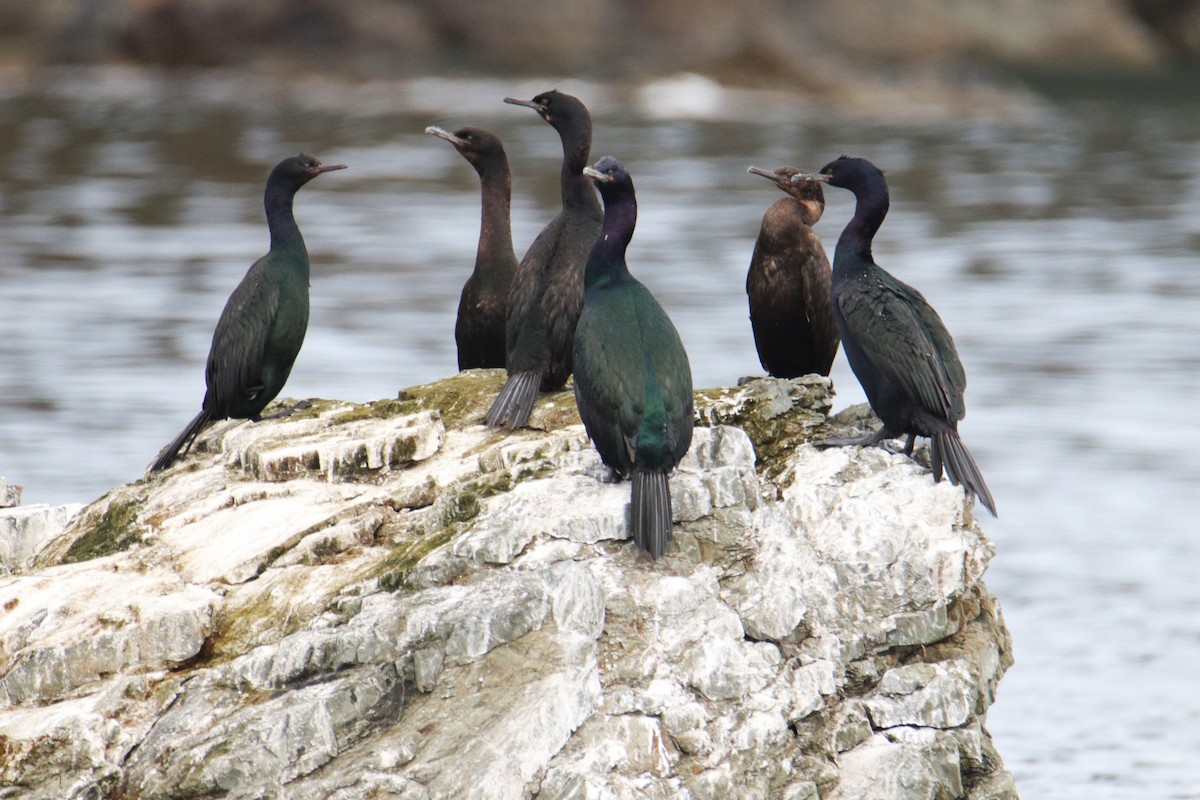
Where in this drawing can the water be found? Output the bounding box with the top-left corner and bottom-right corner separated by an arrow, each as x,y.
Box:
1,68 -> 1198,797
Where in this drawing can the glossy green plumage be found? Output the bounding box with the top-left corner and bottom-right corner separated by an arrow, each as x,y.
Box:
150,154 -> 343,472
573,156 -> 693,558
203,244 -> 309,419
574,274 -> 693,476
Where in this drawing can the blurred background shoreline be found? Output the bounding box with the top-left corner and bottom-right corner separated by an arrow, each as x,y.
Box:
1,0 -> 1198,104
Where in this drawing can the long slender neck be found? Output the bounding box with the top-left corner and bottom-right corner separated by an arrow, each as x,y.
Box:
584,190 -> 636,289
559,124 -> 599,211
264,181 -> 307,264
477,159 -> 516,269
836,178 -> 889,268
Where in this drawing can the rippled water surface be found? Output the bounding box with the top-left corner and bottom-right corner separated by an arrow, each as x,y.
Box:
1,69 -> 1198,798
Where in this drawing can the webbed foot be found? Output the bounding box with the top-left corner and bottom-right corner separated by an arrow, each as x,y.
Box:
813,426 -> 893,449
260,400 -> 312,420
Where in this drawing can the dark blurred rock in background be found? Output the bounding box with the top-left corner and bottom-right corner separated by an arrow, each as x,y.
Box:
0,0 -> 1196,85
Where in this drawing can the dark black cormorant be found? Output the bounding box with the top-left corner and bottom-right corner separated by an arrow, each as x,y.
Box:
426,125 -> 518,370
484,90 -> 603,428
573,156 -> 694,559
799,156 -> 996,516
745,165 -> 838,378
149,154 -> 346,472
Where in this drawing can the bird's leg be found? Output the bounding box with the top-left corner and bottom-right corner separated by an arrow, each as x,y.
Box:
883,434 -> 926,460
813,425 -> 894,449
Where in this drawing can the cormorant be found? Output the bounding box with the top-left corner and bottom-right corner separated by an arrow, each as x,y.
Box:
426,125 -> 518,370
745,165 -> 838,378
798,156 -> 996,516
485,90 -> 603,428
149,153 -> 346,472
573,156 -> 694,559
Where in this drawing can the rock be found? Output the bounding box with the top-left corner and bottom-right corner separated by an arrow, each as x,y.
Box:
827,731 -> 965,800
0,373 -> 1019,799
865,661 -> 978,729
0,478 -> 21,508
0,502 -> 83,573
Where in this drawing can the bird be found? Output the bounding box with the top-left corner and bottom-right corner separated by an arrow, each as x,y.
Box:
573,156 -> 694,559
798,155 -> 996,516
149,153 -> 346,472
425,125 -> 518,370
484,90 -> 603,428
745,165 -> 838,378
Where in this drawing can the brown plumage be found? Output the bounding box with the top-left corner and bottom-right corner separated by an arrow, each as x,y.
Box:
745,165 -> 838,378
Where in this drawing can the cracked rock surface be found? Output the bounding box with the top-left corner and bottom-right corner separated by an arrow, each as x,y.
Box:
0,370 -> 1018,799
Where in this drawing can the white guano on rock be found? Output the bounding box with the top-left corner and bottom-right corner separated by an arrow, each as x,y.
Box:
0,372 -> 1018,799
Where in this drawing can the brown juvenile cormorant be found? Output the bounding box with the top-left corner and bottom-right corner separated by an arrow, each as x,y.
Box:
484,90 -> 603,428
798,156 -> 996,516
745,165 -> 838,378
426,125 -> 518,370
149,153 -> 346,472
573,156 -> 694,559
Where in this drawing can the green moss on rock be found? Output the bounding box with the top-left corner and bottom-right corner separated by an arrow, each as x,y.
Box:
396,370 -> 508,430
375,527 -> 460,592
435,472 -> 515,528
525,390 -> 582,431
62,499 -> 146,564
331,398 -> 414,425
694,376 -> 836,479
370,469 -> 518,591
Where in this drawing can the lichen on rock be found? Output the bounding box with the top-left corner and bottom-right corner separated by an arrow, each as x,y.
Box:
0,374 -> 1018,799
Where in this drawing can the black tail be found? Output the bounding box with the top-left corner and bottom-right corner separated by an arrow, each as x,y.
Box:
631,470 -> 673,559
484,370 -> 541,429
149,410 -> 211,472
931,431 -> 997,517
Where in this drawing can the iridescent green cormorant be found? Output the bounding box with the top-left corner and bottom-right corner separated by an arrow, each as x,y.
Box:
798,156 -> 996,516
745,165 -> 838,378
574,156 -> 694,559
149,154 -> 346,472
485,90 -> 603,428
426,125 -> 517,370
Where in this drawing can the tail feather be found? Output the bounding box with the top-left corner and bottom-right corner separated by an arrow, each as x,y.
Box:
484,370 -> 541,429
933,431 -> 997,517
631,470 -> 673,559
149,410 -> 211,473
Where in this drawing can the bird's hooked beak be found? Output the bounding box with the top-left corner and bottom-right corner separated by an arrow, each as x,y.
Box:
582,166 -> 613,183
747,165 -> 780,180
425,126 -> 466,147
504,96 -> 551,121
309,162 -> 347,176
791,172 -> 830,184
504,96 -> 544,112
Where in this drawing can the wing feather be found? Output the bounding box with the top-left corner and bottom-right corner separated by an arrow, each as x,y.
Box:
204,260 -> 281,417
837,270 -> 965,422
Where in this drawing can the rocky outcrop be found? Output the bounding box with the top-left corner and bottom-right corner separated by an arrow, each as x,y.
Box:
0,371 -> 1017,799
